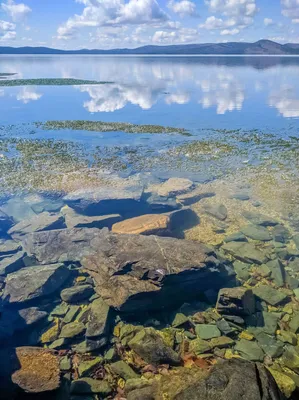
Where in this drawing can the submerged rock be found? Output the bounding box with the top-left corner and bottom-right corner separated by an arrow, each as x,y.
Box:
112,213 -> 171,235
70,378 -> 112,395
8,212 -> 65,241
64,184 -> 144,215
222,242 -> 269,264
11,347 -> 60,393
0,251 -> 25,276
241,225 -> 272,241
252,286 -> 288,306
85,297 -> 112,344
0,239 -> 21,256
203,203 -> 228,221
216,287 -> 256,316
24,228 -> 234,313
153,178 -> 194,197
235,339 -> 264,361
128,328 -> 181,366
3,263 -> 70,304
61,285 -> 94,304
62,205 -> 122,229
243,211 -> 279,227
81,232 -> 234,312
173,359 -> 283,400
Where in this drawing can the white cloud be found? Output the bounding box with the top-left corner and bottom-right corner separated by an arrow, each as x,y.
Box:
206,0 -> 257,17
78,83 -> 162,112
269,85 -> 299,118
0,19 -> 16,41
281,0 -> 299,22
201,0 -> 258,34
197,72 -> 245,114
165,92 -> 190,104
16,87 -> 42,104
264,17 -> 274,26
1,0 -> 31,22
57,0 -> 169,40
168,0 -> 197,17
221,28 -> 240,35
152,27 -> 198,43
199,16 -> 235,30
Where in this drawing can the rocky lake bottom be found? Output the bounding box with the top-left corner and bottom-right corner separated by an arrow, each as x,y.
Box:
1,57 -> 299,399
1,120 -> 299,400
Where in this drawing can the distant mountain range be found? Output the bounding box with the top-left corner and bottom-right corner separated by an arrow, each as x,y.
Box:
1,40 -> 299,55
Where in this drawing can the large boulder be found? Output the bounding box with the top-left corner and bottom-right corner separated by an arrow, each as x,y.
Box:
22,228 -> 235,313
3,264 -> 70,304
22,228 -> 105,264
173,359 -> 284,400
0,347 -> 60,398
126,359 -> 284,400
8,211 -> 65,241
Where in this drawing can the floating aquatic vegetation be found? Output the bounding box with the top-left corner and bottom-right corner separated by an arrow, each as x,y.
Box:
0,78 -> 112,87
38,120 -> 191,136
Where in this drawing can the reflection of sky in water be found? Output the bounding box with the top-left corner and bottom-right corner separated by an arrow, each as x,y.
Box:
1,56 -> 299,131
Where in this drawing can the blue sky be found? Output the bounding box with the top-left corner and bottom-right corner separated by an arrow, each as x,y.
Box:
0,0 -> 298,49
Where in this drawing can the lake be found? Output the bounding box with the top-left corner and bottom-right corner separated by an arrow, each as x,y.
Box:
1,55 -> 299,399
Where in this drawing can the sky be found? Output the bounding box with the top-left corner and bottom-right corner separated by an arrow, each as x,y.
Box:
0,0 -> 298,49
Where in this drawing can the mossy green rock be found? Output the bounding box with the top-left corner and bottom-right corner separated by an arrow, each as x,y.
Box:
241,225 -> 271,242
61,285 -> 94,304
253,286 -> 287,306
78,358 -> 102,377
267,259 -> 285,287
128,328 -> 181,366
277,330 -> 297,346
63,305 -> 81,324
60,356 -> 72,371
289,312 -> 299,333
171,313 -> 189,327
189,338 -> 211,354
233,261 -> 250,281
195,324 -> 221,340
60,322 -> 85,339
110,361 -> 139,380
210,336 -> 235,349
70,378 -> 112,395
51,302 -> 69,317
281,346 -> 299,373
235,339 -> 264,361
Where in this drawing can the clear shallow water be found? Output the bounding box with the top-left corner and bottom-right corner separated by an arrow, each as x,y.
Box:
0,55 -> 299,131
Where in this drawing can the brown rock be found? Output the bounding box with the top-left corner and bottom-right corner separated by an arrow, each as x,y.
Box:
12,347 -> 60,393
112,214 -> 170,235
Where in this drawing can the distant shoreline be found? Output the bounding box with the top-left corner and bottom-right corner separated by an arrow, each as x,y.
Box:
1,40 -> 299,56
2,54 -> 299,57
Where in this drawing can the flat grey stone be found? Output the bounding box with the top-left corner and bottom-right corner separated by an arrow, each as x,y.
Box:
8,212 -> 65,241
243,211 -> 278,227
241,225 -> 271,241
61,285 -> 94,304
60,322 -> 86,339
235,339 -> 264,361
222,242 -> 268,264
0,239 -> 21,255
267,259 -> 285,287
224,232 -> 247,243
62,206 -> 122,229
0,251 -> 25,276
252,286 -> 288,306
203,204 -> 227,221
3,264 -> 70,304
195,324 -> 221,340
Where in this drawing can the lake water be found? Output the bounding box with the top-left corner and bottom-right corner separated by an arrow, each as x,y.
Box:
1,56 -> 299,398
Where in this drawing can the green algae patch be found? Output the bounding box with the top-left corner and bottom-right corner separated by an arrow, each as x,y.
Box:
0,78 -> 112,87
39,120 -> 191,136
